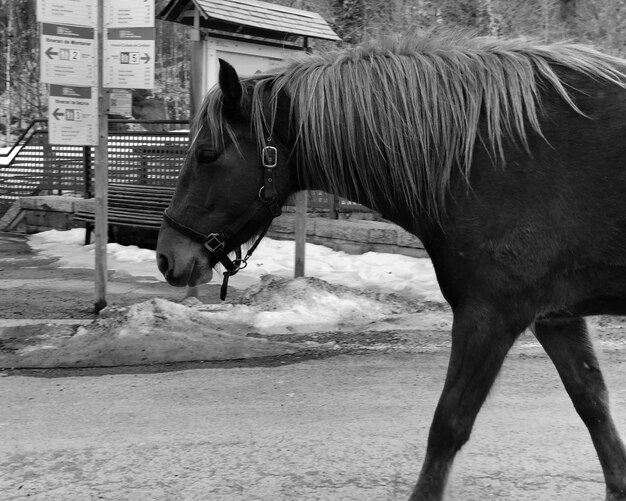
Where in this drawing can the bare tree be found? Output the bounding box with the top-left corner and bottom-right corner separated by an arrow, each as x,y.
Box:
333,0 -> 366,45
574,0 -> 626,56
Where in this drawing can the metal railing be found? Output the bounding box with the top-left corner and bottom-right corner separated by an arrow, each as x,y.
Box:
0,119 -> 189,216
0,118 -> 375,218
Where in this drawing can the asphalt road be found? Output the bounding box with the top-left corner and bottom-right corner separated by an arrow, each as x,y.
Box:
1,231 -> 624,500
1,342 -> 625,501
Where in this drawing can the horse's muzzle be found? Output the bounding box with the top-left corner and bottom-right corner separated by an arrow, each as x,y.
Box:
156,225 -> 214,287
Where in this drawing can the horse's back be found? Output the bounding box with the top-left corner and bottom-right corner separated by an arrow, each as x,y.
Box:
432,70 -> 626,317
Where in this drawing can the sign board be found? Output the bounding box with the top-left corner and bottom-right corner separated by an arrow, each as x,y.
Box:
104,27 -> 155,89
37,0 -> 98,27
103,0 -> 155,89
109,89 -> 133,116
40,23 -> 97,86
38,0 -> 154,27
48,84 -> 98,145
104,0 -> 155,27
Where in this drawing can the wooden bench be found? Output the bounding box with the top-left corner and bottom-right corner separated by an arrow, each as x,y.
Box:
74,183 -> 175,245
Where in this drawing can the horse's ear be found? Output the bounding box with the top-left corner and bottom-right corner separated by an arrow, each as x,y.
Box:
218,58 -> 243,111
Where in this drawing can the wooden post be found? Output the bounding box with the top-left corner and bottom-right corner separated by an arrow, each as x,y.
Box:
294,190 -> 307,277
94,2 -> 108,313
294,42 -> 309,279
329,194 -> 338,219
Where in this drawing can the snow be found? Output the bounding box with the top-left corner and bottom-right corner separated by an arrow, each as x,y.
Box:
2,228 -> 452,368
28,228 -> 445,302
0,145 -> 21,166
29,229 -> 159,278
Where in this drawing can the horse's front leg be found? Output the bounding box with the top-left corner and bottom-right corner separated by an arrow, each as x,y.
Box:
410,304 -> 524,501
533,316 -> 626,501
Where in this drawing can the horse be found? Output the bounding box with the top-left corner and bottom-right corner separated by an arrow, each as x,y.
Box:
156,32 -> 626,500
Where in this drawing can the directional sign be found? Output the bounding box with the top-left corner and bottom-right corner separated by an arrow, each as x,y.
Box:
104,0 -> 155,28
40,23 -> 96,86
104,27 -> 155,89
48,84 -> 98,145
37,0 -> 98,27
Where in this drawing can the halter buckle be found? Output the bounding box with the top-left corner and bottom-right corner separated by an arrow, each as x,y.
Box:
203,233 -> 225,253
262,146 -> 277,169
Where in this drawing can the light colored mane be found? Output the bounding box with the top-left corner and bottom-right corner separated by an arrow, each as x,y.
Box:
204,32 -> 626,220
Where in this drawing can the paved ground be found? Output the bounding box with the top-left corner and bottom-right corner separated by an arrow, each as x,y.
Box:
0,232 -> 625,500
2,349 -> 625,501
0,232 -> 223,319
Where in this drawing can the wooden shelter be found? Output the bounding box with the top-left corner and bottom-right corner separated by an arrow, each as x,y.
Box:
158,0 -> 340,112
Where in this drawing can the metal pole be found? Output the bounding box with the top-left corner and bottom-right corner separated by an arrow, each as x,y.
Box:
5,3 -> 11,147
184,8 -> 202,298
94,1 -> 108,313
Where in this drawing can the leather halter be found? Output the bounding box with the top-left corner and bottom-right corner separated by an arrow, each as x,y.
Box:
163,138 -> 282,300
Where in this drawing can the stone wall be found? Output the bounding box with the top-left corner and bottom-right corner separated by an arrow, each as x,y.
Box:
0,196 -> 89,234
268,214 -> 427,258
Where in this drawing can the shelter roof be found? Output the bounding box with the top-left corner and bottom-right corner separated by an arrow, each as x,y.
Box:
158,0 -> 340,44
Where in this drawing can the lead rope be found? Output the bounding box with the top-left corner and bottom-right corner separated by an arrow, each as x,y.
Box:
219,247 -> 241,301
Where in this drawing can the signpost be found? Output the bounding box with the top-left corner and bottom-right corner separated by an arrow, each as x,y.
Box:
38,0 -> 155,312
48,84 -> 98,145
40,23 -> 97,87
104,27 -> 155,89
93,1 -> 108,312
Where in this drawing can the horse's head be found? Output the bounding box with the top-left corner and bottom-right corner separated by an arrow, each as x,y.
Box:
156,59 -> 295,289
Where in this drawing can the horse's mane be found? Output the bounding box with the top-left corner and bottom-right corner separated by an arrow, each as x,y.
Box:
200,32 -> 626,220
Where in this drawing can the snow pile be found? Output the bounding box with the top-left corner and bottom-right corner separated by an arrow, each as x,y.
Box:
190,275 -> 432,335
0,298 -> 299,369
0,274 -> 451,368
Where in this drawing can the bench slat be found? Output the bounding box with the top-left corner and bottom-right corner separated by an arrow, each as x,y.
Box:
74,184 -> 175,234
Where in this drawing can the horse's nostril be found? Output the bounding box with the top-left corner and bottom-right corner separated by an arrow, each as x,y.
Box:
157,253 -> 170,275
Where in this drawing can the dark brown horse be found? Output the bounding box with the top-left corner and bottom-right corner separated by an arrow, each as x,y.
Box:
156,33 -> 626,500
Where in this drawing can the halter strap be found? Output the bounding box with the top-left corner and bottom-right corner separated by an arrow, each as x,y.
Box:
163,137 -> 282,300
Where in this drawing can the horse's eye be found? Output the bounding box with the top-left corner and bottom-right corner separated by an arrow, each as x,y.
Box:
197,149 -> 219,164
